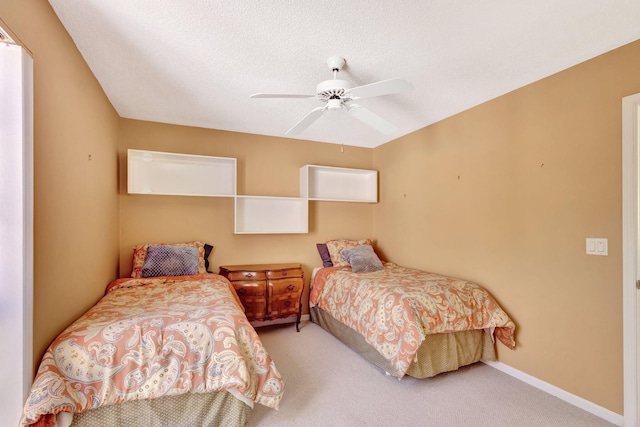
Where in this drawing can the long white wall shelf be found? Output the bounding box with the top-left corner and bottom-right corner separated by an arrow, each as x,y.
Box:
300,164 -> 378,203
127,151 -> 377,234
128,149 -> 236,197
234,196 -> 308,234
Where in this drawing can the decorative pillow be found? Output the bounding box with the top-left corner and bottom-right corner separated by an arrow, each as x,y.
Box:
142,245 -> 199,277
131,241 -> 209,278
316,243 -> 333,267
326,238 -> 373,267
204,243 -> 214,272
340,244 -> 384,273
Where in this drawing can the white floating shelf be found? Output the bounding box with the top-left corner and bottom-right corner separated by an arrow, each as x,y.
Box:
300,165 -> 378,203
128,149 -> 236,197
234,196 -> 308,234
127,152 -> 378,234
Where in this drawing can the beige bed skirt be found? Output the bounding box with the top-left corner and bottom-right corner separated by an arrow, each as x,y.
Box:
69,390 -> 250,427
310,305 -> 496,378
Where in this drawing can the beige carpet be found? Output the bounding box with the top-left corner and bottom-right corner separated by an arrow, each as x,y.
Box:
247,321 -> 615,427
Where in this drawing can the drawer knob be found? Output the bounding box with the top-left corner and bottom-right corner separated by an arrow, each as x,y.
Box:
244,272 -> 254,278
284,300 -> 292,307
237,288 -> 247,295
282,271 -> 288,276
287,284 -> 295,291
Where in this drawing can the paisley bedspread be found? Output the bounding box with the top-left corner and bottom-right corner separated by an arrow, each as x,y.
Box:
21,274 -> 284,427
310,264 -> 515,378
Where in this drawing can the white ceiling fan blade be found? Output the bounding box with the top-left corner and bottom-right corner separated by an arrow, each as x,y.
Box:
250,93 -> 316,99
348,104 -> 398,135
348,78 -> 413,99
286,106 -> 325,136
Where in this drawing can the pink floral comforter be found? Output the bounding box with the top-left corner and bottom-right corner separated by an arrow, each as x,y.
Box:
21,274 -> 284,427
310,264 -> 515,378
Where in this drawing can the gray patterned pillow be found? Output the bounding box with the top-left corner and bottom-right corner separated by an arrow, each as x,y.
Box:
141,245 -> 199,277
340,245 -> 384,273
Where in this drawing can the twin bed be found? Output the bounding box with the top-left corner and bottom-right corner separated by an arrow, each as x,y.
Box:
21,239 -> 515,426
310,239 -> 516,379
20,242 -> 284,427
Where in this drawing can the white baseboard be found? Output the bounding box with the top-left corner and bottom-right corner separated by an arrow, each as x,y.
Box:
482,361 -> 623,426
250,314 -> 310,329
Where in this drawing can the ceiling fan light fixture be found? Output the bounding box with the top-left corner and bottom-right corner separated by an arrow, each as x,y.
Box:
326,99 -> 343,111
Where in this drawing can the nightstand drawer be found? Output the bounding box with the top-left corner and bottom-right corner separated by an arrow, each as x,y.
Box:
267,268 -> 302,280
232,282 -> 266,297
232,282 -> 267,319
268,295 -> 300,315
268,278 -> 303,296
226,271 -> 267,281
241,300 -> 267,319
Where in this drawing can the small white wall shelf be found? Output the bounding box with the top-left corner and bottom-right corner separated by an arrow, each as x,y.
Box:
234,196 -> 308,234
128,149 -> 236,197
300,165 -> 378,202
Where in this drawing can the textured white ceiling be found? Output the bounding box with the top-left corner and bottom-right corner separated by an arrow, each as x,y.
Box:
48,1 -> 640,148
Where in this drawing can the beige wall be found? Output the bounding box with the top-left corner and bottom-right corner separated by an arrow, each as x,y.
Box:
118,119 -> 375,312
373,40 -> 640,414
0,3 -> 120,368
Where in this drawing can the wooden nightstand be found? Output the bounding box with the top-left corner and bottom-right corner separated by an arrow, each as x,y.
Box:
219,263 -> 304,331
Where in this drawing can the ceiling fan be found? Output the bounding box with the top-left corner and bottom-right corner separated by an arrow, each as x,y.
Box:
250,56 -> 413,136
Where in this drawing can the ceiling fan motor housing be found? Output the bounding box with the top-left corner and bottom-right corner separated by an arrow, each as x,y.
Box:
316,79 -> 353,105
